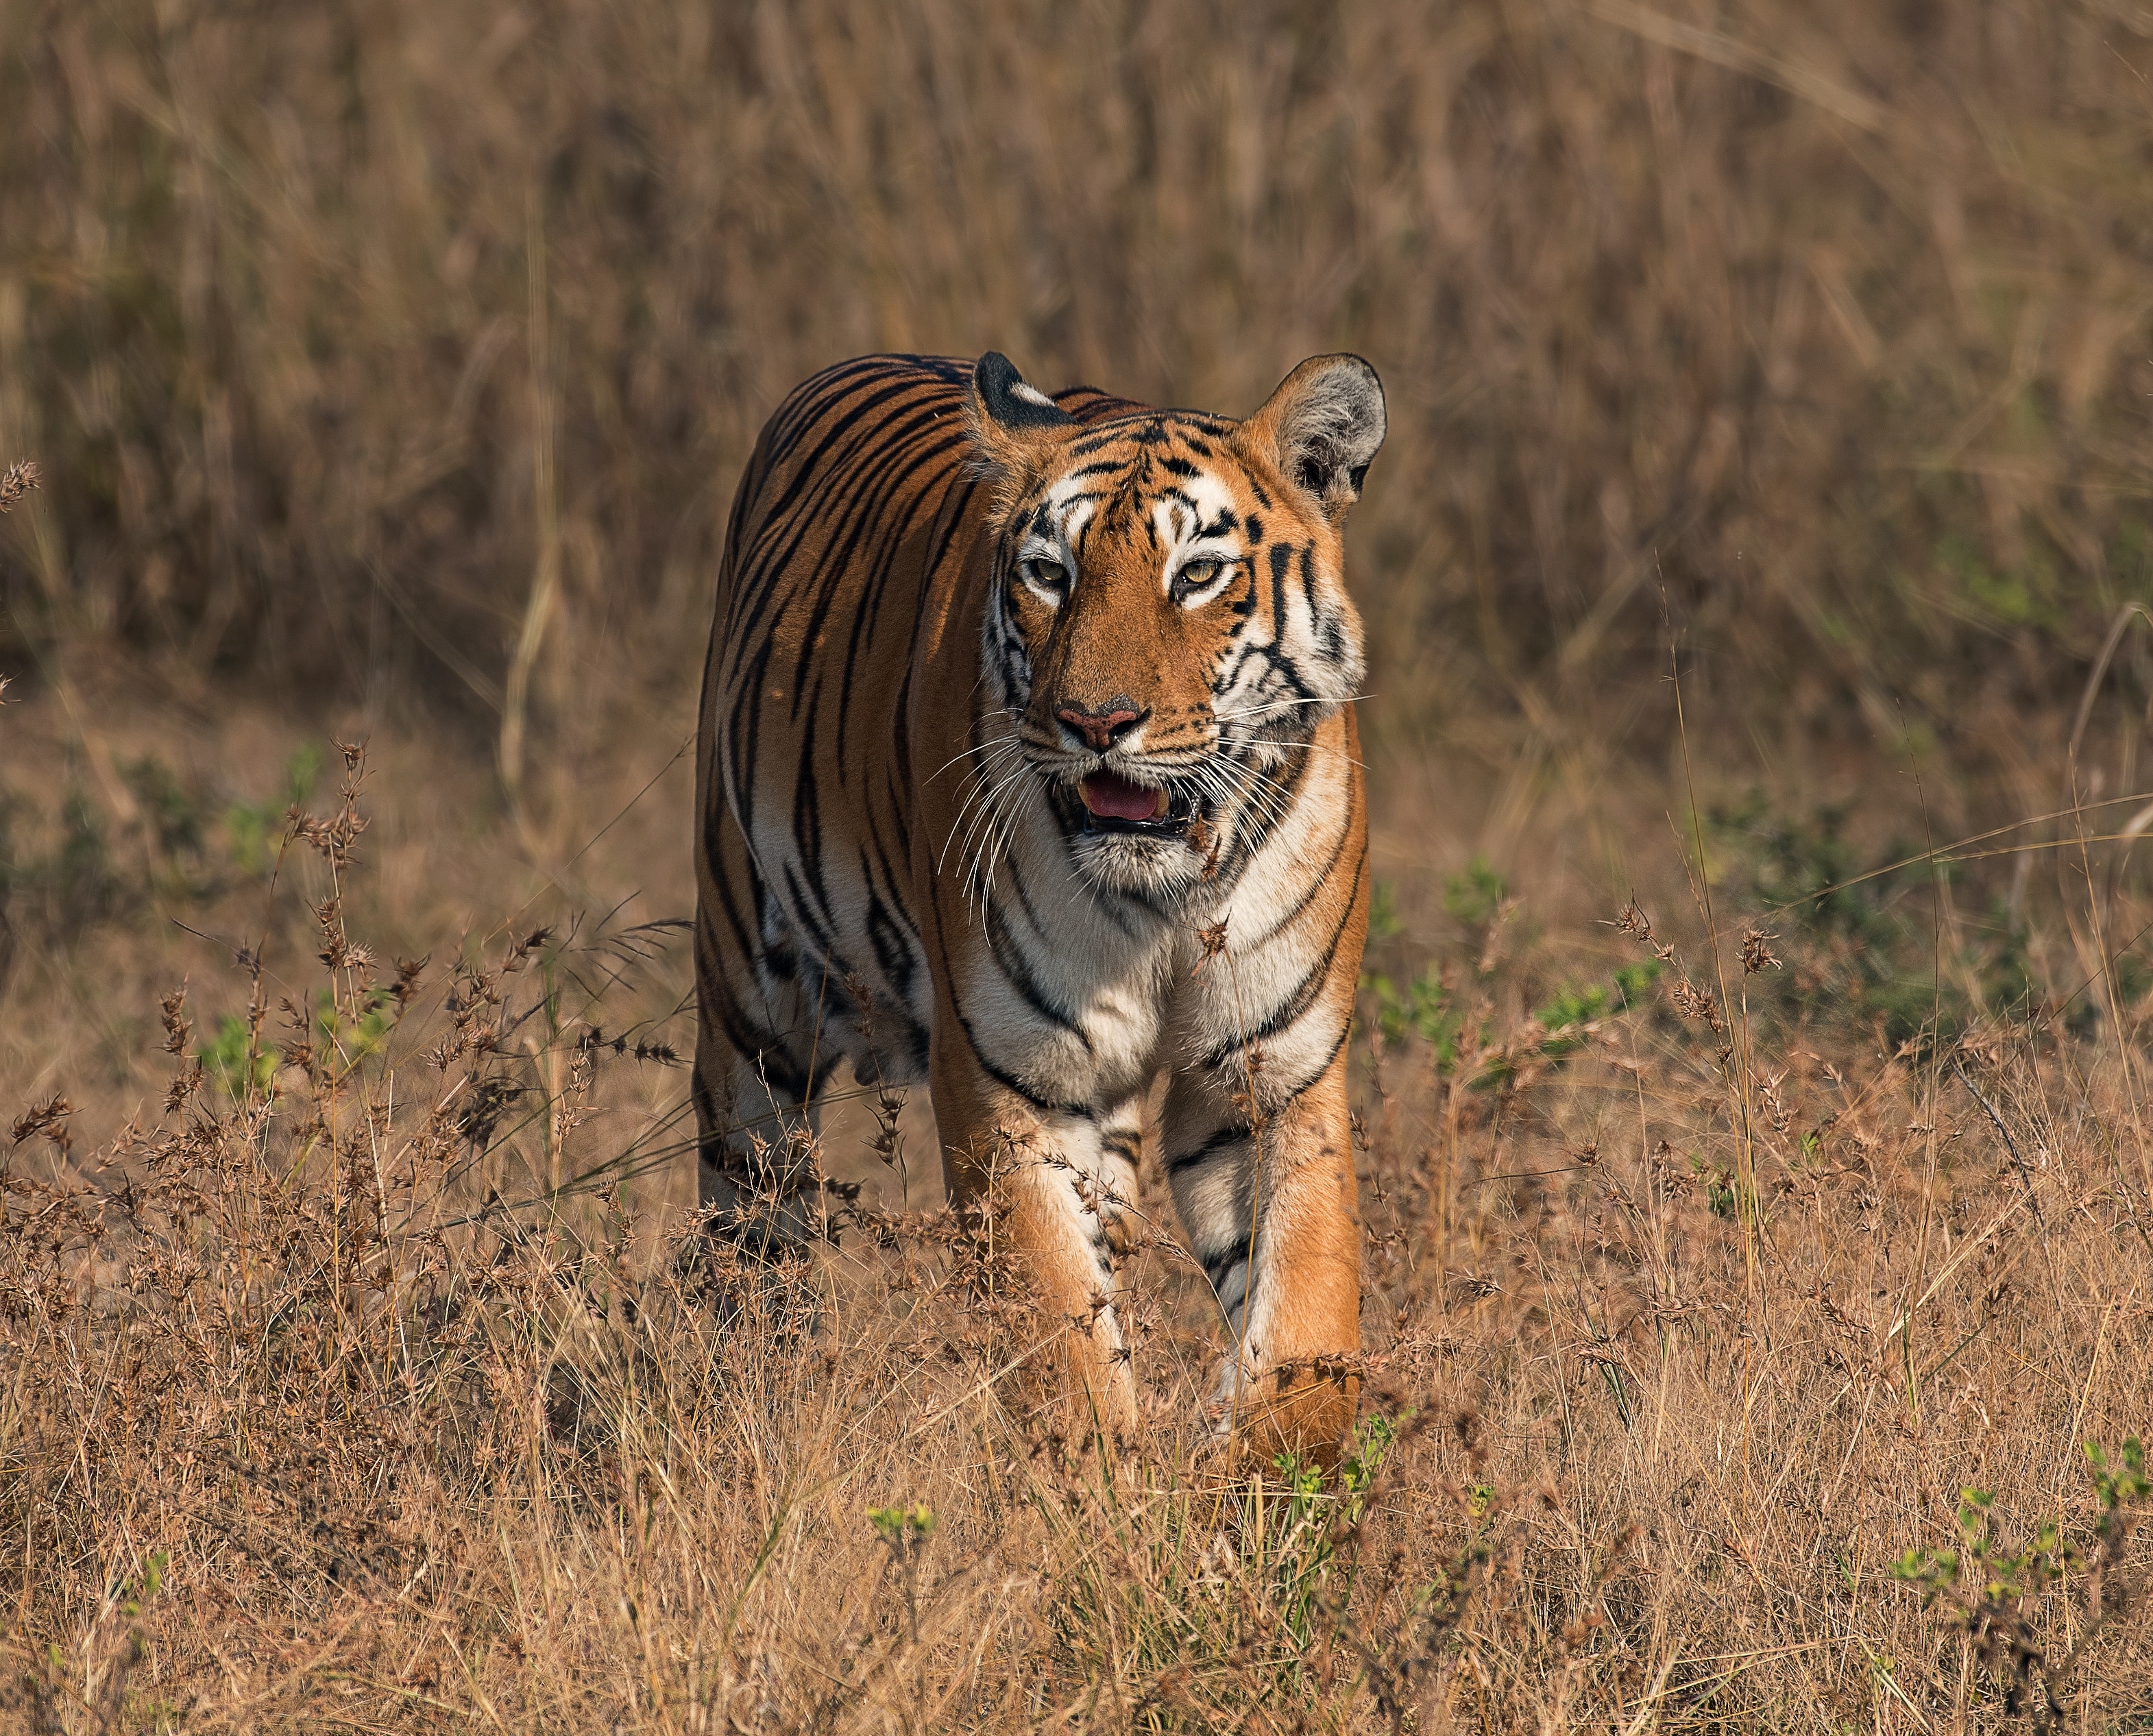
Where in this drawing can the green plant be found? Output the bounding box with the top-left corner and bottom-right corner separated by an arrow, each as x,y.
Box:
1363,859 -> 1657,1088
1698,1157 -> 1739,1220
197,1013 -> 277,1101
313,983 -> 398,1070
1707,798 -> 2045,1049
1535,964 -> 1661,1059
55,785 -> 117,936
224,744 -> 323,879
1363,964 -> 1470,1061
865,1502 -> 937,1545
1267,1413 -> 1400,1646
1893,1439 -> 2152,1726
123,756 -> 207,863
1442,857 -> 1509,934
868,1504 -> 937,1646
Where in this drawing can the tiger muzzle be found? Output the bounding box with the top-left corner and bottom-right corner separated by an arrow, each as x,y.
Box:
1055,700 -> 1145,753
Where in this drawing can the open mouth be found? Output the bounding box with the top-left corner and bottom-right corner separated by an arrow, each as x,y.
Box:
1080,770 -> 1167,822
1078,768 -> 1179,832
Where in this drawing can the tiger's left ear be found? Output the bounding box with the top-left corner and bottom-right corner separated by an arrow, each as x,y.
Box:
1241,354 -> 1386,521
967,352 -> 1075,487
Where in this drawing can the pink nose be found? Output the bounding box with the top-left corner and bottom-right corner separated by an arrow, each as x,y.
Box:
1056,704 -> 1142,753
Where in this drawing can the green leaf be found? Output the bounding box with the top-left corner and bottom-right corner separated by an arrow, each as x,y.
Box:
197,1014 -> 278,1101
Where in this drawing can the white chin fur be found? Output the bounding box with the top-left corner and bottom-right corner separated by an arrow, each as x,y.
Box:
1073,831 -> 1204,896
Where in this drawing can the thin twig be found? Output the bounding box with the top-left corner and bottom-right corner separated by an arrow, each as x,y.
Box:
1950,1056 -> 2044,1232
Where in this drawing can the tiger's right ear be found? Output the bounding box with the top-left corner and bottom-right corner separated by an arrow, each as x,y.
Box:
967,352 -> 1074,489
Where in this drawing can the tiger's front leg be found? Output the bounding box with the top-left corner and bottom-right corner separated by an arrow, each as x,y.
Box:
929,1044 -> 1143,1445
1161,1038 -> 1362,1464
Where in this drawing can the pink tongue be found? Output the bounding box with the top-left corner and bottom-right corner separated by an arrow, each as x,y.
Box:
1082,771 -> 1165,822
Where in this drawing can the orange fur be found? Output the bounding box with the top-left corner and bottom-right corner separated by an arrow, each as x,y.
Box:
694,352 -> 1384,1458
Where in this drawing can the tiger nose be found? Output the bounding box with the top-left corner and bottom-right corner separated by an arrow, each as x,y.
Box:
1056,699 -> 1145,753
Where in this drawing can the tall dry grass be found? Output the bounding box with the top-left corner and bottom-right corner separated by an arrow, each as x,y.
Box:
1,720 -> 2150,1731
3,1 -> 2153,755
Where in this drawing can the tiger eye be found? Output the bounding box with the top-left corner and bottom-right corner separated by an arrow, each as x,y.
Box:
1023,556 -> 1071,595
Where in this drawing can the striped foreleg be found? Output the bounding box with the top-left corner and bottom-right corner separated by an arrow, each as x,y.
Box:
1160,1044 -> 1361,1463
692,821 -> 830,1256
932,1076 -> 1141,1443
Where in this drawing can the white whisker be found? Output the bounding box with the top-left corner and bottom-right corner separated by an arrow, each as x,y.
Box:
938,735 -> 1027,874
926,711 -> 1025,784
1214,751 -> 1291,834
962,755 -> 1039,926
1213,691 -> 1370,725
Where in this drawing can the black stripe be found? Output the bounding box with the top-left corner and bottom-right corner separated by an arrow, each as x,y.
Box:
1206,739 -> 1315,885
984,896 -> 1094,1049
1199,890 -> 1353,1071
863,874 -> 918,1010
1290,1013 -> 1356,1100
1169,1123 -> 1253,1175
789,418 -> 970,703
1242,804 -> 1355,949
949,1000 -> 1096,1118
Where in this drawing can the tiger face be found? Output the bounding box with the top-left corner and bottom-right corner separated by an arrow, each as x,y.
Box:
969,352 -> 1385,901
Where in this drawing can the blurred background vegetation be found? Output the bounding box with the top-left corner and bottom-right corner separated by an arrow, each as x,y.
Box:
8,14 -> 2153,1722
8,0 -> 2153,1109
3,0 -> 2151,763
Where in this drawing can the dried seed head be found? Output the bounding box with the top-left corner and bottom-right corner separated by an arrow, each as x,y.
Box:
163,1066 -> 201,1117
0,459 -> 40,515
10,1095 -> 75,1158
160,981 -> 193,1055
1187,817 -> 1221,879
1741,929 -> 1781,974
1759,1067 -> 1792,1133
391,955 -> 429,1007
1670,976 -> 1725,1032
842,971 -> 878,1042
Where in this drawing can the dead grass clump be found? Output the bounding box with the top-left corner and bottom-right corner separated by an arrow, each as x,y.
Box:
2,739 -> 2150,1731
4,5 -> 2152,758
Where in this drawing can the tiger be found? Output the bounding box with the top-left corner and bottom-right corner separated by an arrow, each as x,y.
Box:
692,349 -> 1384,1459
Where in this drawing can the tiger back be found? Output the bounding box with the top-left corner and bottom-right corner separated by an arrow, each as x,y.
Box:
694,350 -> 1384,1457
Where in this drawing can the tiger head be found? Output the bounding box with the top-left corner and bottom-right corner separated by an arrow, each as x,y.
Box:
966,350 -> 1385,900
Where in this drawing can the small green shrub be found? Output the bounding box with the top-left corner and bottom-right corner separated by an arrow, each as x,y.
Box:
225,744 -> 324,878
197,1014 -> 277,1101
1707,797 -> 2049,1049
1893,1439 -> 2152,1725
1267,1413 -> 1400,1646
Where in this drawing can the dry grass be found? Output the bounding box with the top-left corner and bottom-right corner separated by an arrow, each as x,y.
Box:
4,1 -> 2153,750
6,1 -> 2153,1729
1,687 -> 2150,1731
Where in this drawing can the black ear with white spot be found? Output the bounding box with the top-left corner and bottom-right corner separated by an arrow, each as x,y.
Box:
966,353 -> 1076,505
1243,354 -> 1386,518
973,351 -> 1075,432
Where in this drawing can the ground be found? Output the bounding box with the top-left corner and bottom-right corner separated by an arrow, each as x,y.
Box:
3,654 -> 2149,1732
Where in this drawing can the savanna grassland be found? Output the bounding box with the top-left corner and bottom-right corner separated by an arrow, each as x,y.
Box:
4,3 -> 2153,1730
